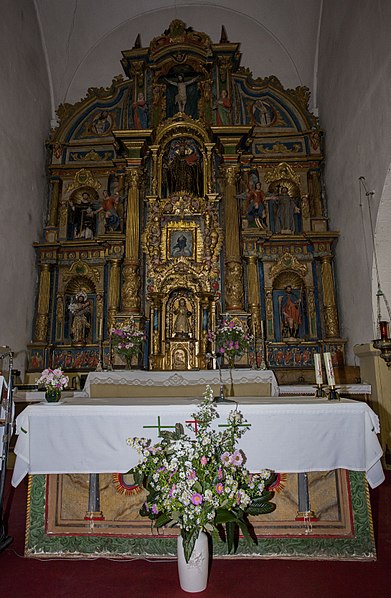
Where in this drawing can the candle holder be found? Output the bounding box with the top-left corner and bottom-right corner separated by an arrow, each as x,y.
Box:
326,385 -> 340,401
314,384 -> 326,398
95,338 -> 103,372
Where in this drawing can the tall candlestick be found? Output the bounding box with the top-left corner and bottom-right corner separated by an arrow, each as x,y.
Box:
323,352 -> 335,387
314,353 -> 323,385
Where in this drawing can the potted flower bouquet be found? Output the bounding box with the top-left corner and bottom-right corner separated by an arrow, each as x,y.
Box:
209,317 -> 252,368
110,318 -> 145,369
37,368 -> 69,402
127,386 -> 276,591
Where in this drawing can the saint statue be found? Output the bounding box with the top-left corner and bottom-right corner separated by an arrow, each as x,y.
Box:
173,298 -> 192,337
164,73 -> 200,114
69,291 -> 91,343
166,142 -> 202,195
280,286 -> 301,339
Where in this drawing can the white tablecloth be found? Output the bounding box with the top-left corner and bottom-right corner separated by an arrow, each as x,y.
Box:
11,396 -> 384,489
83,369 -> 279,397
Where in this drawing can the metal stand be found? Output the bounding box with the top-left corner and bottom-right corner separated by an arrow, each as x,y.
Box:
314,384 -> 326,398
326,385 -> 340,401
0,347 -> 14,553
84,473 -> 104,527
295,472 -> 317,529
95,339 -> 103,371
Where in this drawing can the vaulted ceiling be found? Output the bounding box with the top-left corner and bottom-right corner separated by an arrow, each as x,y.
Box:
34,0 -> 322,115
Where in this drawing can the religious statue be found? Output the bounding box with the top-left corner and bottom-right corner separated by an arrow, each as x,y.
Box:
166,141 -> 202,196
173,298 -> 192,337
280,285 -> 302,339
164,73 -> 200,117
96,190 -> 120,232
246,182 -> 267,228
69,291 -> 91,344
270,185 -> 300,234
132,92 -> 148,129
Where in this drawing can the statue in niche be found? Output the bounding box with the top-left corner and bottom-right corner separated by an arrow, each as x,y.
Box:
68,291 -> 92,344
164,139 -> 202,196
269,185 -> 301,234
68,190 -> 98,240
252,98 -> 274,126
164,72 -> 200,117
173,298 -> 192,337
280,285 -> 302,339
214,89 -> 232,125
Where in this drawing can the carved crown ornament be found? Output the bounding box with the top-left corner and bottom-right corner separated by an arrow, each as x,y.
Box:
65,169 -> 102,194
63,260 -> 100,286
269,252 -> 308,280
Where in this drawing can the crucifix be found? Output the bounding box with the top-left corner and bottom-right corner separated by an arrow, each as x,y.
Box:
143,415 -> 176,437
185,418 -> 201,434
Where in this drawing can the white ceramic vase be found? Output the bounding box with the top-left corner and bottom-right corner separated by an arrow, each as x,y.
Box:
177,530 -> 209,593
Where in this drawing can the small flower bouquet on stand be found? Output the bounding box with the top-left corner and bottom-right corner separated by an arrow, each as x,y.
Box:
37,368 -> 69,403
209,317 -> 252,369
127,386 -> 276,592
110,318 -> 145,369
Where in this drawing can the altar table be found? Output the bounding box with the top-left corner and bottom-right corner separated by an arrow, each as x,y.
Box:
12,396 -> 384,489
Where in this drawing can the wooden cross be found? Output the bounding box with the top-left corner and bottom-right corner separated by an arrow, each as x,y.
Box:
143,416 -> 176,437
218,420 -> 251,431
185,418 -> 201,434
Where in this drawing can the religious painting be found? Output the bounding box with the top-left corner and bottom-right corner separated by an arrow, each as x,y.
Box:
252,98 -> 275,126
90,110 -> 113,136
169,229 -> 194,258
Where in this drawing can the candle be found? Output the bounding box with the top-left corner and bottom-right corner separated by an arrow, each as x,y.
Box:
314,353 -> 323,385
323,352 -> 336,387
379,321 -> 389,341
98,318 -> 103,340
260,320 -> 265,339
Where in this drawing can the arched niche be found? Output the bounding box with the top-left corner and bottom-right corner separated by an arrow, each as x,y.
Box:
272,271 -> 307,341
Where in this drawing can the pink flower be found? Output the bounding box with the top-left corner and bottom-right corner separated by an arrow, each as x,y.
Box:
188,470 -> 197,480
191,493 -> 203,505
230,450 -> 243,467
218,467 -> 223,480
200,456 -> 207,466
151,504 -> 158,514
221,452 -> 231,466
215,483 -> 224,495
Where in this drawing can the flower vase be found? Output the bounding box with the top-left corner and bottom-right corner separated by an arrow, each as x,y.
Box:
45,387 -> 61,403
177,531 -> 209,593
124,355 -> 133,370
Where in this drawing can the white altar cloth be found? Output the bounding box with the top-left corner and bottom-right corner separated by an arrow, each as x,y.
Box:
82,368 -> 279,397
11,396 -> 384,489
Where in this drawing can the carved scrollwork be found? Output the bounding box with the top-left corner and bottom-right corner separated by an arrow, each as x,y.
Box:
269,252 -> 307,280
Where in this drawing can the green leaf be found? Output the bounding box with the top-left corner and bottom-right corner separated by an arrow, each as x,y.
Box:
182,528 -> 200,563
246,502 -> 276,516
214,508 -> 236,525
155,512 -> 172,528
226,520 -> 236,554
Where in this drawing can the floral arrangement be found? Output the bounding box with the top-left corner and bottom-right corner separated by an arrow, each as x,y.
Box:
208,317 -> 252,366
37,368 -> 69,390
111,318 -> 145,367
127,386 -> 276,562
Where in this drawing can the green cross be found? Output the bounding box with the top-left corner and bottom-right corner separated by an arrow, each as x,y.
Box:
143,416 -> 176,437
218,420 -> 251,430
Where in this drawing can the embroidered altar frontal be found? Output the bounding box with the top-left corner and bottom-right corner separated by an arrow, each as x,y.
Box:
25,470 -> 375,561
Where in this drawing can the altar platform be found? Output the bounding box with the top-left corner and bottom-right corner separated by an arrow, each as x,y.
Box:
11,388 -> 384,561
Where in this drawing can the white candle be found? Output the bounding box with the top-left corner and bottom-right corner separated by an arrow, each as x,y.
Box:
314,353 -> 323,385
324,352 -> 335,387
98,318 -> 103,340
260,320 -> 265,338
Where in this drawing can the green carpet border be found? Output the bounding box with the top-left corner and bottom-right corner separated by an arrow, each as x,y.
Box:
25,471 -> 376,560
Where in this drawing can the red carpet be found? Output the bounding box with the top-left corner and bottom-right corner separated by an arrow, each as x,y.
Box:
1,471 -> 390,598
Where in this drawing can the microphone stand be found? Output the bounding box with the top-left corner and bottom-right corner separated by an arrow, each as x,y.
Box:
0,346 -> 14,553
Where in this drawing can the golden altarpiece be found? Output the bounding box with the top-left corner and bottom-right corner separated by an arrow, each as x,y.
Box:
28,21 -> 344,383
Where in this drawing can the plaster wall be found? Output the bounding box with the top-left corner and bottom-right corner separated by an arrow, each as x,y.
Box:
0,0 -> 51,373
317,0 -> 391,362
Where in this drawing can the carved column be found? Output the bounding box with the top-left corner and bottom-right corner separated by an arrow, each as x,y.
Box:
34,263 -> 51,342
107,259 -> 121,332
48,178 -> 61,227
321,256 -> 339,337
224,166 -> 244,311
246,256 -> 261,335
121,169 -> 141,313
